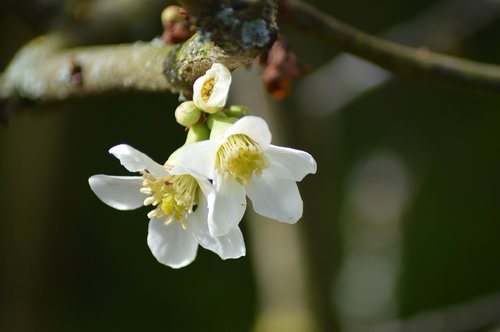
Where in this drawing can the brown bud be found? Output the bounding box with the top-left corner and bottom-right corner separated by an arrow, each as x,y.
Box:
161,6 -> 195,44
260,37 -> 310,100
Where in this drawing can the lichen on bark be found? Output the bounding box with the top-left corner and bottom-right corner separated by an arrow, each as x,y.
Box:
165,0 -> 278,97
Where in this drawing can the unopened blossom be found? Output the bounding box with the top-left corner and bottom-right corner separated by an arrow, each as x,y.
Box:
192,63 -> 231,114
179,116 -> 317,237
88,144 -> 245,268
175,100 -> 201,126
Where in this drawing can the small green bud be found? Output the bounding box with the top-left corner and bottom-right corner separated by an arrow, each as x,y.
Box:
209,115 -> 238,140
185,123 -> 210,144
175,101 -> 201,127
226,105 -> 249,118
206,110 -> 227,130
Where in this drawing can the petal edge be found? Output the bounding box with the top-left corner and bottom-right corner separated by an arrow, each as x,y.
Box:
88,175 -> 144,210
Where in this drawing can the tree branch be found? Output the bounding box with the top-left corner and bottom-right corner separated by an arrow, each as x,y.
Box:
283,0 -> 500,94
0,35 -> 174,102
8,0 -> 500,108
297,0 -> 500,116
0,0 -> 278,105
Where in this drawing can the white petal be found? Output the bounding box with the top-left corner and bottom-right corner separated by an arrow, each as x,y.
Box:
246,171 -> 303,224
207,174 -> 247,237
195,175 -> 215,200
177,140 -> 219,179
189,196 -> 246,259
109,144 -> 168,176
207,64 -> 231,107
223,116 -> 271,148
147,218 -> 198,268
88,175 -> 144,210
193,78 -> 209,110
266,145 -> 317,181
192,63 -> 232,113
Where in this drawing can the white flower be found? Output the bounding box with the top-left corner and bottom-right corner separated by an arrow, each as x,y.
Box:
180,116 -> 317,237
192,63 -> 231,114
88,144 -> 245,268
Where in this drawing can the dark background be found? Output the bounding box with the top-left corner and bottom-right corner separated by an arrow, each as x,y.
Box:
1,0 -> 500,331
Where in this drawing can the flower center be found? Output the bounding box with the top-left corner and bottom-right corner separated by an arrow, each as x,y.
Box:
216,134 -> 269,184
201,78 -> 215,102
140,172 -> 199,228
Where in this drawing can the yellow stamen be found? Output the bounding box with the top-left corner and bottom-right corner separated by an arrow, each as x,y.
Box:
216,134 -> 269,184
201,78 -> 215,102
141,172 -> 199,229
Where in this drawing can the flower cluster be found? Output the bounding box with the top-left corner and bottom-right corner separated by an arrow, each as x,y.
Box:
89,63 -> 317,268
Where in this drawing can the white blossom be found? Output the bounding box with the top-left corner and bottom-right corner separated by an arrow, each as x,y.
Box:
179,116 -> 317,237
88,144 -> 245,268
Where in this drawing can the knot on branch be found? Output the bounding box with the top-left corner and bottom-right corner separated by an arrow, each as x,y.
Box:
165,0 -> 279,96
181,0 -> 277,53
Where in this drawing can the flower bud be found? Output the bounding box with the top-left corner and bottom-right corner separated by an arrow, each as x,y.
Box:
206,110 -> 227,130
161,6 -> 184,26
185,123 -> 210,144
208,114 -> 238,140
226,105 -> 249,118
175,101 -> 201,127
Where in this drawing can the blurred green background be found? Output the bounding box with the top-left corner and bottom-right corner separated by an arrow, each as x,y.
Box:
1,0 -> 500,331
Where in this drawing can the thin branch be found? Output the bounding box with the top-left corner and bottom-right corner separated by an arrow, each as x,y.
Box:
298,0 -> 500,116
283,0 -> 500,94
